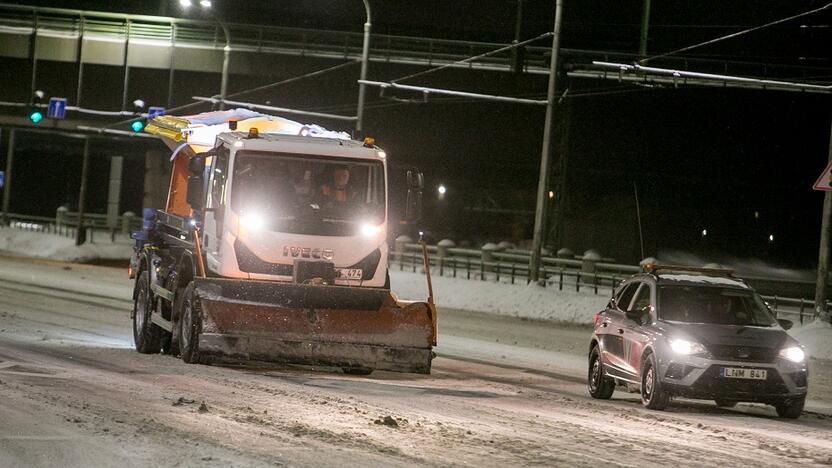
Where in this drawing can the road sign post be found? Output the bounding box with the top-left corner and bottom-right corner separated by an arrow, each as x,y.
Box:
47,97 -> 67,119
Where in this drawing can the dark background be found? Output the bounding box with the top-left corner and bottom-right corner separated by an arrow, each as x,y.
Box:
1,0 -> 830,268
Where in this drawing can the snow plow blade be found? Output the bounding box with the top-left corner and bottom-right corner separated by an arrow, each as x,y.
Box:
192,278 -> 436,374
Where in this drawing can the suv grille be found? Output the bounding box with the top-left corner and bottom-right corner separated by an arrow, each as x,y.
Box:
707,344 -> 776,363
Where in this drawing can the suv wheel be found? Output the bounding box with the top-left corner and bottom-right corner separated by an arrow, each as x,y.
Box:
641,353 -> 670,410
587,345 -> 615,399
775,397 -> 805,419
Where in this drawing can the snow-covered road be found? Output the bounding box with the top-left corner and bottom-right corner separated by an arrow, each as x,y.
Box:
1,255 -> 831,467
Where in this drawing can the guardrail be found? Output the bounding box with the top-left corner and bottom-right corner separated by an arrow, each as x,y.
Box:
0,209 -> 141,243
389,237 -> 827,325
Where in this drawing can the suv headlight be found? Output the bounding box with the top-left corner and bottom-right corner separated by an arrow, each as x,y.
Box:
670,339 -> 706,356
778,346 -> 805,363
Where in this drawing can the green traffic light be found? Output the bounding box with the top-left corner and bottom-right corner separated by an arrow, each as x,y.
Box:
29,111 -> 43,123
131,120 -> 144,132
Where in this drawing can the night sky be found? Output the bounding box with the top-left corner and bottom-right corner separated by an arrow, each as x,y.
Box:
1,0 -> 830,268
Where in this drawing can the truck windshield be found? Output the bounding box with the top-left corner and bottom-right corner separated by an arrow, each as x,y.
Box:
231,152 -> 385,236
658,286 -> 776,326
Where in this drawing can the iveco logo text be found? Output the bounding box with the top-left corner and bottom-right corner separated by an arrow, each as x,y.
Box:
283,246 -> 334,260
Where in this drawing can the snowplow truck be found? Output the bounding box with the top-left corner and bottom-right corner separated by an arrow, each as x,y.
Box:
129,109 -> 435,374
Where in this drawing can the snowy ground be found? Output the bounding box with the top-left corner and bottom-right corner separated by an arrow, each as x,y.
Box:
0,226 -> 132,263
2,256 -> 832,467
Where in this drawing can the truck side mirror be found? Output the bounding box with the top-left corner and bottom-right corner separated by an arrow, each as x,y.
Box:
407,170 -> 424,190
187,175 -> 204,209
405,170 -> 424,222
188,154 -> 206,175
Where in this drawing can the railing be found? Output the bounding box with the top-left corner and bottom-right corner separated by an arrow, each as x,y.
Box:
388,239 -> 827,325
1,3 -> 828,80
0,210 -> 141,243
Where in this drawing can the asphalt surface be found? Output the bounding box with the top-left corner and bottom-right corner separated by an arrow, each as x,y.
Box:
1,255 -> 832,467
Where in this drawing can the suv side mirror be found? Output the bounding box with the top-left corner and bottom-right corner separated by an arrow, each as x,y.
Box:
405,170 -> 424,223
777,318 -> 793,330
626,307 -> 651,325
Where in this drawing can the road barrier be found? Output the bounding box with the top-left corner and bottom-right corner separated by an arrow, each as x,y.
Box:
0,209 -> 140,243
389,236 -> 827,324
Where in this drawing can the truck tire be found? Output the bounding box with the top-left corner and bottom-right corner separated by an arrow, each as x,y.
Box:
178,282 -> 203,364
133,270 -> 162,354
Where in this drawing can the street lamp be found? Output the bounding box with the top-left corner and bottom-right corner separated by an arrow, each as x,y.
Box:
176,0 -> 229,110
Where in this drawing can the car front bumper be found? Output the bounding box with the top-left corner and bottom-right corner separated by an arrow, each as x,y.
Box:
659,355 -> 807,404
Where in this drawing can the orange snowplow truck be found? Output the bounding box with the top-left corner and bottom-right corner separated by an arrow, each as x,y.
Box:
128,109 -> 436,374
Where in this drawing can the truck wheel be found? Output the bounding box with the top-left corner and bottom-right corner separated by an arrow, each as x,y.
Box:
133,270 -> 161,354
178,282 -> 203,364
587,345 -> 615,399
641,352 -> 670,410
775,396 -> 805,419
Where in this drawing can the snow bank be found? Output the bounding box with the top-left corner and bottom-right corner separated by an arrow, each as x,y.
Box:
0,228 -> 132,262
790,320 -> 832,361
390,269 -> 607,324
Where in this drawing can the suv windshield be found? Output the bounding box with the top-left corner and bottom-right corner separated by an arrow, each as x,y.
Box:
231,151 -> 385,236
657,285 -> 776,326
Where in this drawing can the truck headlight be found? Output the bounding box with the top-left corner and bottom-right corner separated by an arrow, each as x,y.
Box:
240,213 -> 265,231
360,223 -> 383,237
778,346 -> 805,363
670,339 -> 706,355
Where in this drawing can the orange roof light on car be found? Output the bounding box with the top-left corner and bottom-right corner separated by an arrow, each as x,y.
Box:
363,136 -> 375,147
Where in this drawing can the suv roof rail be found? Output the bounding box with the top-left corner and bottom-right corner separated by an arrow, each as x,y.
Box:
644,263 -> 736,278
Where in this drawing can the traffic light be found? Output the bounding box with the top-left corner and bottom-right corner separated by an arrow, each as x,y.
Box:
28,90 -> 45,124
130,119 -> 145,132
130,99 -> 146,133
29,109 -> 43,123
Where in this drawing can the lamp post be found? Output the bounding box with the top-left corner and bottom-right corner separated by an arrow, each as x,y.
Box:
177,0 -> 230,110
355,0 -> 371,136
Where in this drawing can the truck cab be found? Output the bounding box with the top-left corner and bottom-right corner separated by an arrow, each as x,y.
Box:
195,132 -> 389,288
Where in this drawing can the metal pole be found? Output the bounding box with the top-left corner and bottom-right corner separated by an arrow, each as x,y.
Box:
75,138 -> 90,246
634,181 -> 645,259
814,120 -> 832,321
167,22 -> 176,109
120,19 -> 131,112
638,0 -> 652,59
75,15 -> 85,107
29,12 -> 38,97
355,0 -> 371,136
1,129 -> 12,225
219,21 -> 231,111
529,0 -> 564,283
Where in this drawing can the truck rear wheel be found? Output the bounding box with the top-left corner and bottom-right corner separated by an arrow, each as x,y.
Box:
133,270 -> 161,354
178,282 -> 203,364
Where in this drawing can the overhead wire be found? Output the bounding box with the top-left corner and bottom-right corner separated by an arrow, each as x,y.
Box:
641,2 -> 832,64
391,31 -> 553,84
100,60 -> 360,129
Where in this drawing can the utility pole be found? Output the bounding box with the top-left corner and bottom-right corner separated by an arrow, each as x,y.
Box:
75,138 -> 91,246
639,0 -> 652,59
814,120 -> 832,322
355,0 -> 372,136
2,129 -> 15,225
529,0 -> 564,283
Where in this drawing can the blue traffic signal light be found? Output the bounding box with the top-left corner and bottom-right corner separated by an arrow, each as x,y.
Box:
29,110 -> 43,123
130,119 -> 145,132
